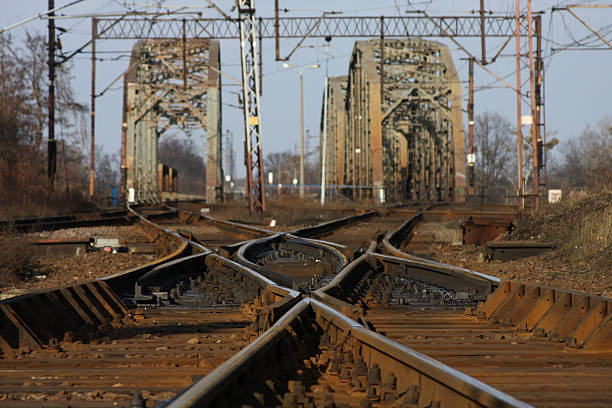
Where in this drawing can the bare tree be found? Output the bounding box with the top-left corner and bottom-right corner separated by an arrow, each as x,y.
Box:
264,149 -> 320,187
0,32 -> 88,217
471,112 -> 515,200
559,116 -> 612,189
158,135 -> 206,194
95,146 -> 120,187
264,150 -> 297,185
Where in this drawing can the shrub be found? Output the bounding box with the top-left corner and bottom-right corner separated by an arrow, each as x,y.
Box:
0,232 -> 36,285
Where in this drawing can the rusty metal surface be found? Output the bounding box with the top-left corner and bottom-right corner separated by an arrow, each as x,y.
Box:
0,205 -> 179,233
123,39 -> 222,203
150,207 -> 275,255
0,281 -> 127,353
0,205 -> 302,406
167,299 -> 529,408
235,234 -> 349,291
463,215 -> 514,246
28,238 -> 92,258
2,202 -> 608,408
485,240 -> 556,262
312,254 -> 612,407
478,281 -> 612,351
335,39 -> 465,202
290,210 -> 379,239
0,307 -> 256,407
306,203 -> 612,407
366,306 -> 612,407
311,210 -> 419,255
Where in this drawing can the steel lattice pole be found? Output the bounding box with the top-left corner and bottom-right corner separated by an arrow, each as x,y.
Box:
238,0 -> 265,213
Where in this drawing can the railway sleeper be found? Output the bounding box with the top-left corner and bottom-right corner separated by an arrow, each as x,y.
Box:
132,250 -> 303,337
476,280 -> 612,351
1,225 -> 298,358
0,281 -> 129,356
165,299 -> 528,408
315,254 -> 483,323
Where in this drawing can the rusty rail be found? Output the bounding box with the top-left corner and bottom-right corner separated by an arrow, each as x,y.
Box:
3,201 -> 607,407
235,233 -> 349,291
381,204 -> 612,352
100,205 -> 199,295
0,206 -> 191,354
165,298 -> 530,408
175,207 -> 274,237
0,204 -> 177,232
290,209 -> 379,238
0,205 -> 301,356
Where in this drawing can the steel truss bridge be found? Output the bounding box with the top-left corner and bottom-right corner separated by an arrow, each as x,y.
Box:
323,39 -> 465,203
122,39 -> 221,203
90,13 -> 539,207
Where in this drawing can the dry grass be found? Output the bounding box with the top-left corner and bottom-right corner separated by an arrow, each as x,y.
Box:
0,232 -> 36,286
513,190 -> 612,272
567,205 -> 612,270
201,196 -> 382,227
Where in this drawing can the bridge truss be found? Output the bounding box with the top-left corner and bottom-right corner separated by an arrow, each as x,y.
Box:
122,39 -> 221,203
88,12 -> 542,207
335,39 -> 464,203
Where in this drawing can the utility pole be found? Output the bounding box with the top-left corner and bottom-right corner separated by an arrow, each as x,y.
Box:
238,0 -> 266,213
299,71 -> 304,197
294,143 -> 298,173
48,0 -> 56,190
467,57 -> 475,197
515,0 -> 524,213
320,76 -> 328,205
89,18 -> 97,198
225,130 -> 236,182
535,15 -> 545,195
282,63 -> 320,197
527,0 -> 539,210
479,0 -> 487,64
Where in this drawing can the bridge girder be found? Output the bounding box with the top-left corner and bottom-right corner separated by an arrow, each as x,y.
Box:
324,39 -> 465,203
122,39 -> 222,203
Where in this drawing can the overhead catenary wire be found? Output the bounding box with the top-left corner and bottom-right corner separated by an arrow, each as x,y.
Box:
0,0 -> 85,35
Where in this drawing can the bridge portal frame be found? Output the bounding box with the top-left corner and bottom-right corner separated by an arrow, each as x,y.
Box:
122,39 -> 222,203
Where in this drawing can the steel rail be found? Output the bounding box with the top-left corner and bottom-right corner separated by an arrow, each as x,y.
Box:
288,202 -> 420,240
133,251 -> 212,303
477,280 -> 612,351
0,204 -> 302,355
173,207 -> 274,237
312,252 -> 495,327
380,206 -> 502,288
0,209 -> 132,232
234,233 -> 349,291
290,209 -> 379,239
127,204 -> 303,333
2,202 -> 608,406
165,298 -> 531,408
0,205 -> 198,353
373,205 -> 612,351
0,279 -> 128,352
100,205 -> 201,295
312,252 -> 374,324
0,205 -> 181,233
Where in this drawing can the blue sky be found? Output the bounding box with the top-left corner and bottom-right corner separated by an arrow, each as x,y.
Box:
2,1 -> 611,177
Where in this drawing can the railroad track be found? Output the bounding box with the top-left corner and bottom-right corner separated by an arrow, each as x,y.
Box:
0,203 -> 609,407
310,209 -> 612,408
0,307 -> 254,407
0,205 -> 176,233
0,206 -> 300,407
